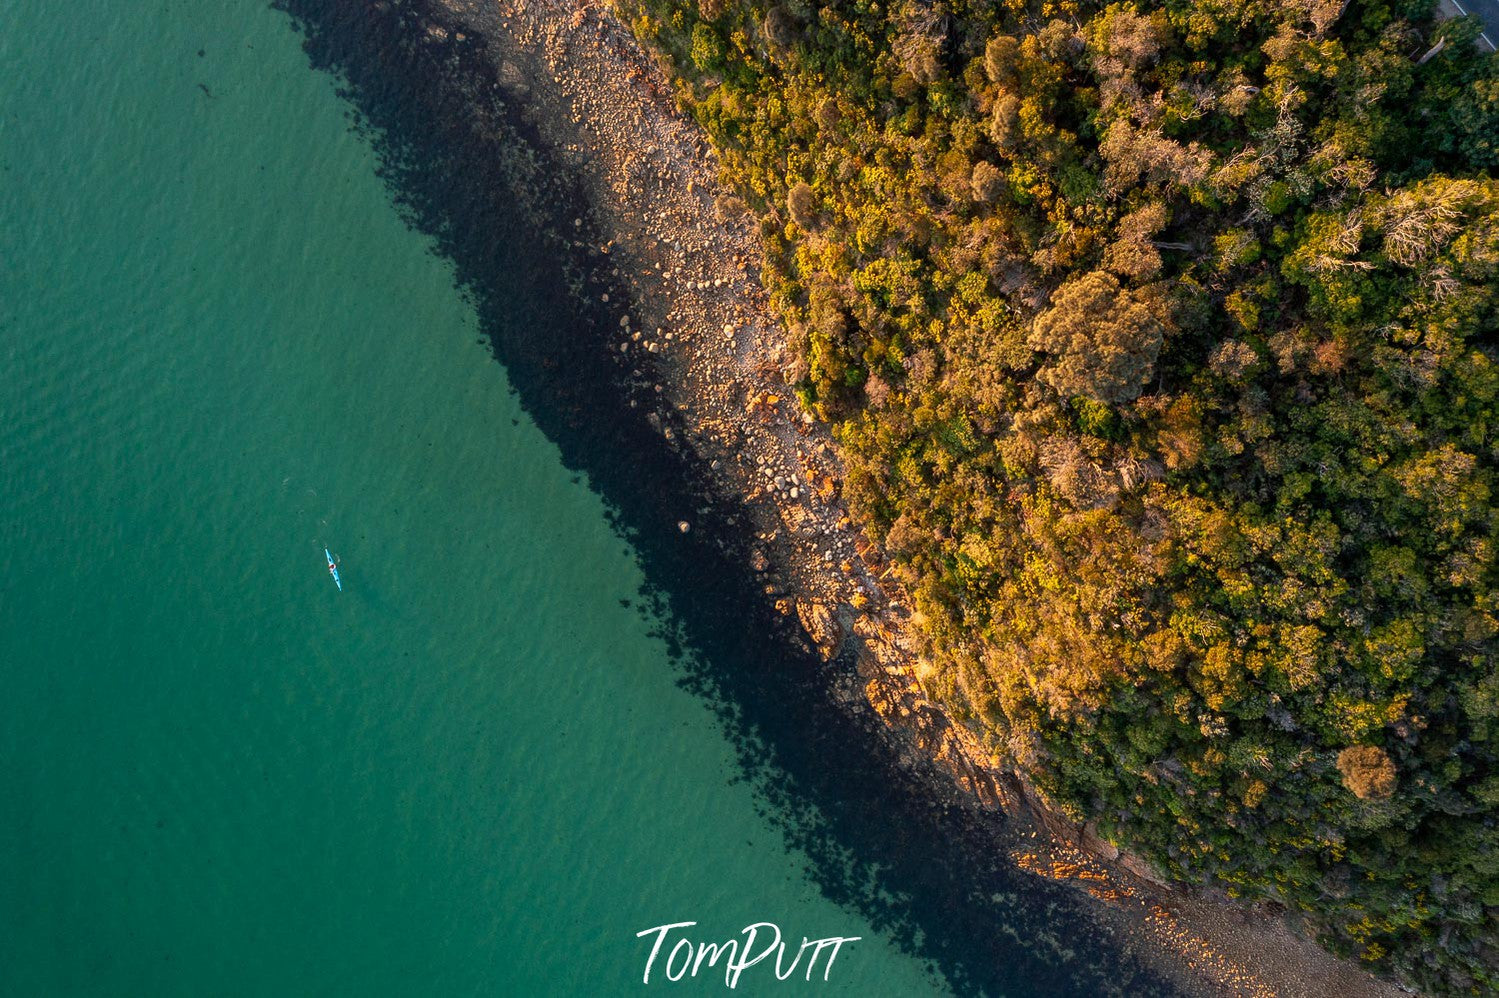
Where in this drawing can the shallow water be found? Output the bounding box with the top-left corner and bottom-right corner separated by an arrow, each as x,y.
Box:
0,2 -> 1182,995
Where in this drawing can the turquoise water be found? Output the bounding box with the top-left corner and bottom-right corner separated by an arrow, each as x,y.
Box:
0,2 -> 947,993
0,2 -> 1184,996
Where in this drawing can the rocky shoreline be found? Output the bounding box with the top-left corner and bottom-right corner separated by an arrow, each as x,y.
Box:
325,1 -> 1406,994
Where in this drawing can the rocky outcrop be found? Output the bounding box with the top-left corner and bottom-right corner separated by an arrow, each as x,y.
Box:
793,598 -> 843,661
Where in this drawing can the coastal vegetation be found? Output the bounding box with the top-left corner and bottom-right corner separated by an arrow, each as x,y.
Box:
617,0 -> 1499,989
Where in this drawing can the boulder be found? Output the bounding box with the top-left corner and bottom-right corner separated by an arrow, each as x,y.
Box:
795,598 -> 844,660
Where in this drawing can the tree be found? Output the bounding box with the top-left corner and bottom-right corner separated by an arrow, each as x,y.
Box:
1379,178 -> 1484,267
1099,120 -> 1212,194
990,91 -> 1022,150
1028,271 -> 1163,405
971,161 -> 1006,202
984,34 -> 1021,85
1092,4 -> 1163,70
787,181 -> 819,229
1102,202 -> 1169,280
762,6 -> 798,57
1337,745 -> 1397,800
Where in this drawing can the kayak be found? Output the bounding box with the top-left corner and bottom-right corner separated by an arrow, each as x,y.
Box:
325,547 -> 342,591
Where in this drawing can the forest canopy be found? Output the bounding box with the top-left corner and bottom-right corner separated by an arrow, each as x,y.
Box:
617,0 -> 1499,989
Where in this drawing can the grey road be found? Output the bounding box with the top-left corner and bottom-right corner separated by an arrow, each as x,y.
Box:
1443,0 -> 1499,52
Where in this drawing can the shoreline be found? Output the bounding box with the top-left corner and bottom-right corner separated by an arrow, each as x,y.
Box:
292,1 -> 1408,994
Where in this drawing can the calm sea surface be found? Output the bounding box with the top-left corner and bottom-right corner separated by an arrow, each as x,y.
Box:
0,2 -> 1180,996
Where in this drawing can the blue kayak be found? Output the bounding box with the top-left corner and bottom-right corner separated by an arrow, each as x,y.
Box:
325,547 -> 342,591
